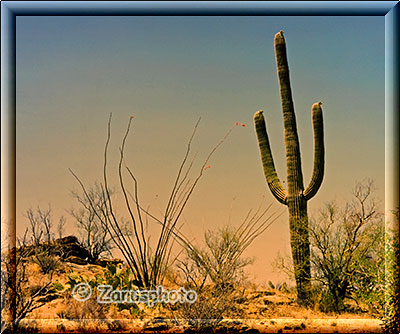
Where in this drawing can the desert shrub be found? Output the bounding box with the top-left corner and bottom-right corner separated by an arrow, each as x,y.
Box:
310,180 -> 385,313
33,251 -> 61,274
273,181 -> 386,314
178,203 -> 278,292
381,208 -> 400,333
57,294 -> 107,320
172,209 -> 276,324
1,220 -> 61,332
350,225 -> 385,315
1,249 -> 53,332
56,294 -> 110,334
194,225 -> 254,287
173,286 -> 244,331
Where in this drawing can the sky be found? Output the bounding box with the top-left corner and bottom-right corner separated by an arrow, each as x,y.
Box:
15,16 -> 384,284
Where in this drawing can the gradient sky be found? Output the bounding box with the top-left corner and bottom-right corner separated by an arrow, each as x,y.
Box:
16,16 -> 384,284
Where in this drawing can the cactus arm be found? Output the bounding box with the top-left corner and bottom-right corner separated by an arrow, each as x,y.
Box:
304,102 -> 324,200
275,31 -> 305,193
254,110 -> 288,205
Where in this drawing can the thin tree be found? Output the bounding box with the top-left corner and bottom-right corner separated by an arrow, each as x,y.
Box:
69,184 -> 115,262
25,206 -> 58,244
57,216 -> 66,239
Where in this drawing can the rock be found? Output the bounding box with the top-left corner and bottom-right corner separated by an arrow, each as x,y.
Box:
94,258 -> 123,267
53,237 -> 90,260
57,236 -> 79,244
65,255 -> 87,265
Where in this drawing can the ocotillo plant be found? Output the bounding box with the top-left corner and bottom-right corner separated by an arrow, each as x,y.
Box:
254,31 -> 324,305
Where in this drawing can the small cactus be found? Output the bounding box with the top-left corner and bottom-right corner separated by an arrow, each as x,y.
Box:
254,31 -> 324,304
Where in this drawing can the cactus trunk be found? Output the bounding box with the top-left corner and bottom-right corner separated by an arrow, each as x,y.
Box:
254,31 -> 324,305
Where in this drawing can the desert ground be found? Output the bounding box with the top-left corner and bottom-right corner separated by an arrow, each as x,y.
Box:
11,237 -> 383,334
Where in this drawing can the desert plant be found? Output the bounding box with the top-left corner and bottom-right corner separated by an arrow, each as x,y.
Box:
24,206 -> 63,244
65,265 -> 142,316
69,184 -> 115,262
174,286 -> 244,331
177,203 -> 279,291
183,225 -> 253,291
253,31 -> 324,304
57,216 -> 66,239
57,294 -> 107,321
33,251 -> 61,274
1,220 -> 66,332
310,180 -> 384,313
382,208 -> 400,333
1,248 -> 53,332
173,207 -> 278,324
70,114 -> 232,290
20,208 -> 65,274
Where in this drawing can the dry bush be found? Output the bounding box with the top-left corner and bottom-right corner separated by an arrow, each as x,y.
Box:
33,252 -> 61,275
56,294 -> 108,320
273,181 -> 385,314
178,204 -> 279,291
170,207 -> 278,327
172,286 -> 244,331
1,251 -> 53,332
310,180 -> 384,313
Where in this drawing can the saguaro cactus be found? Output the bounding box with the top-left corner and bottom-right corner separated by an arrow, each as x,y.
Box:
254,31 -> 324,304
